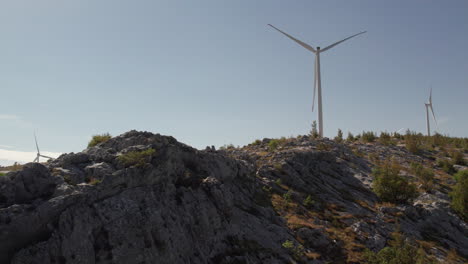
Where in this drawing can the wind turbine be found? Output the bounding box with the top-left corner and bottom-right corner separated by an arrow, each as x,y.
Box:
33,133 -> 53,163
425,88 -> 437,136
268,24 -> 366,137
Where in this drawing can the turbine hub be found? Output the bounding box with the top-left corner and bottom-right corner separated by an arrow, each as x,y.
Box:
316,47 -> 320,50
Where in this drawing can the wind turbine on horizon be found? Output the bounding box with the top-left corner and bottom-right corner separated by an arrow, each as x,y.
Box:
268,24 -> 366,137
425,88 -> 437,136
33,133 -> 53,163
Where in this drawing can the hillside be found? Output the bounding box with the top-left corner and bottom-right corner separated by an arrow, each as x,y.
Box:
0,131 -> 466,263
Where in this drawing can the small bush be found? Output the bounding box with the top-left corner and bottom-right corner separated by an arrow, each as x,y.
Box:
0,172 -> 5,177
405,132 -> 423,154
437,159 -> 456,175
372,160 -> 417,203
410,162 -> 435,190
118,148 -> 156,168
363,229 -> 434,264
88,133 -> 112,148
268,137 -> 286,152
89,178 -> 102,185
251,139 -> 262,146
362,131 -> 376,143
450,170 -> 467,220
283,190 -> 292,202
303,195 -> 315,208
450,150 -> 465,165
347,132 -> 355,141
379,132 -> 392,145
282,240 -> 304,261
334,129 -> 343,143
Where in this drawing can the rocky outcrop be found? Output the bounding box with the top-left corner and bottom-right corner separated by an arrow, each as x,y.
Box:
0,131 -> 466,263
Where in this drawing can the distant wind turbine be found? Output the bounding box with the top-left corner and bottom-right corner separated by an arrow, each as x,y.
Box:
33,133 -> 53,163
425,88 -> 437,136
268,24 -> 366,137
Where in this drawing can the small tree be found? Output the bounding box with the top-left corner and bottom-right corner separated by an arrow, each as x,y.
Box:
335,129 -> 343,143
310,121 -> 319,139
362,131 -> 376,143
450,170 -> 467,220
372,160 -> 417,203
379,132 -> 392,145
410,162 -> 434,190
363,227 -> 435,264
347,132 -> 355,141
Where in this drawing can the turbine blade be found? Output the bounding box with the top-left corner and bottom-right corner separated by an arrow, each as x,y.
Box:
429,87 -> 432,105
312,56 -> 317,111
320,31 -> 367,52
40,155 -> 53,160
268,24 -> 316,53
430,105 -> 437,125
34,133 -> 40,154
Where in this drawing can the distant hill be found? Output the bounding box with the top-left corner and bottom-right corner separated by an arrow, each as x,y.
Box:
0,130 -> 466,263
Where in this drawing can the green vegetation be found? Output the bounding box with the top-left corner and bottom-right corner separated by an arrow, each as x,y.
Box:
450,150 -> 465,165
89,178 -> 102,185
363,228 -> 434,264
118,148 -> 156,168
437,159 -> 456,175
268,137 -> 286,152
283,190 -> 292,202
347,132 -> 355,141
282,240 -> 304,261
0,172 -> 5,177
251,139 -> 262,146
379,132 -> 392,145
410,162 -> 434,190
361,131 -> 376,143
372,160 -> 417,203
405,131 -> 422,154
310,121 -> 319,139
303,195 -> 315,208
450,170 -> 467,220
335,129 -> 343,143
88,133 -> 112,148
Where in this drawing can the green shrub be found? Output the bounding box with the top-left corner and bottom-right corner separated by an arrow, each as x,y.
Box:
379,132 -> 392,145
282,240 -> 304,261
283,190 -> 292,202
410,162 -> 434,190
334,129 -> 343,143
372,160 -> 417,203
303,195 -> 315,208
88,133 -> 112,148
118,148 -> 156,168
268,137 -> 286,152
0,172 -> 5,177
405,132 -> 422,154
362,131 -> 376,143
251,139 -> 262,146
437,159 -> 456,175
363,229 -> 434,264
450,170 -> 467,220
450,150 -> 465,165
347,132 -> 355,141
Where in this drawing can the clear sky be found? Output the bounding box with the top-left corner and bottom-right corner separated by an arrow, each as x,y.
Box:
1,0 -> 467,165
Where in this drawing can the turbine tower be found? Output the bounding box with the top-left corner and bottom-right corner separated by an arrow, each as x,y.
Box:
33,133 -> 53,163
425,88 -> 437,136
268,24 -> 366,137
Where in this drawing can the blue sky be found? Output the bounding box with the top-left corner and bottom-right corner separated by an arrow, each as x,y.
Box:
1,0 -> 467,165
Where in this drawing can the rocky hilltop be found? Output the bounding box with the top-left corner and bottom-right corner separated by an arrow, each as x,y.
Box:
0,131 -> 466,263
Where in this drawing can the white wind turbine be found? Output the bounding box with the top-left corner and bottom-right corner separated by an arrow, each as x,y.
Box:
425,88 -> 437,136
33,133 -> 53,163
268,24 -> 366,137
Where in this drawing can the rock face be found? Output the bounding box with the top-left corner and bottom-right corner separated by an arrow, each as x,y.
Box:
0,131 -> 466,263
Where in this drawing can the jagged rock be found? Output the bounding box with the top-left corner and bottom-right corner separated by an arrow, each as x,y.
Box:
0,163 -> 56,208
0,131 -> 466,263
